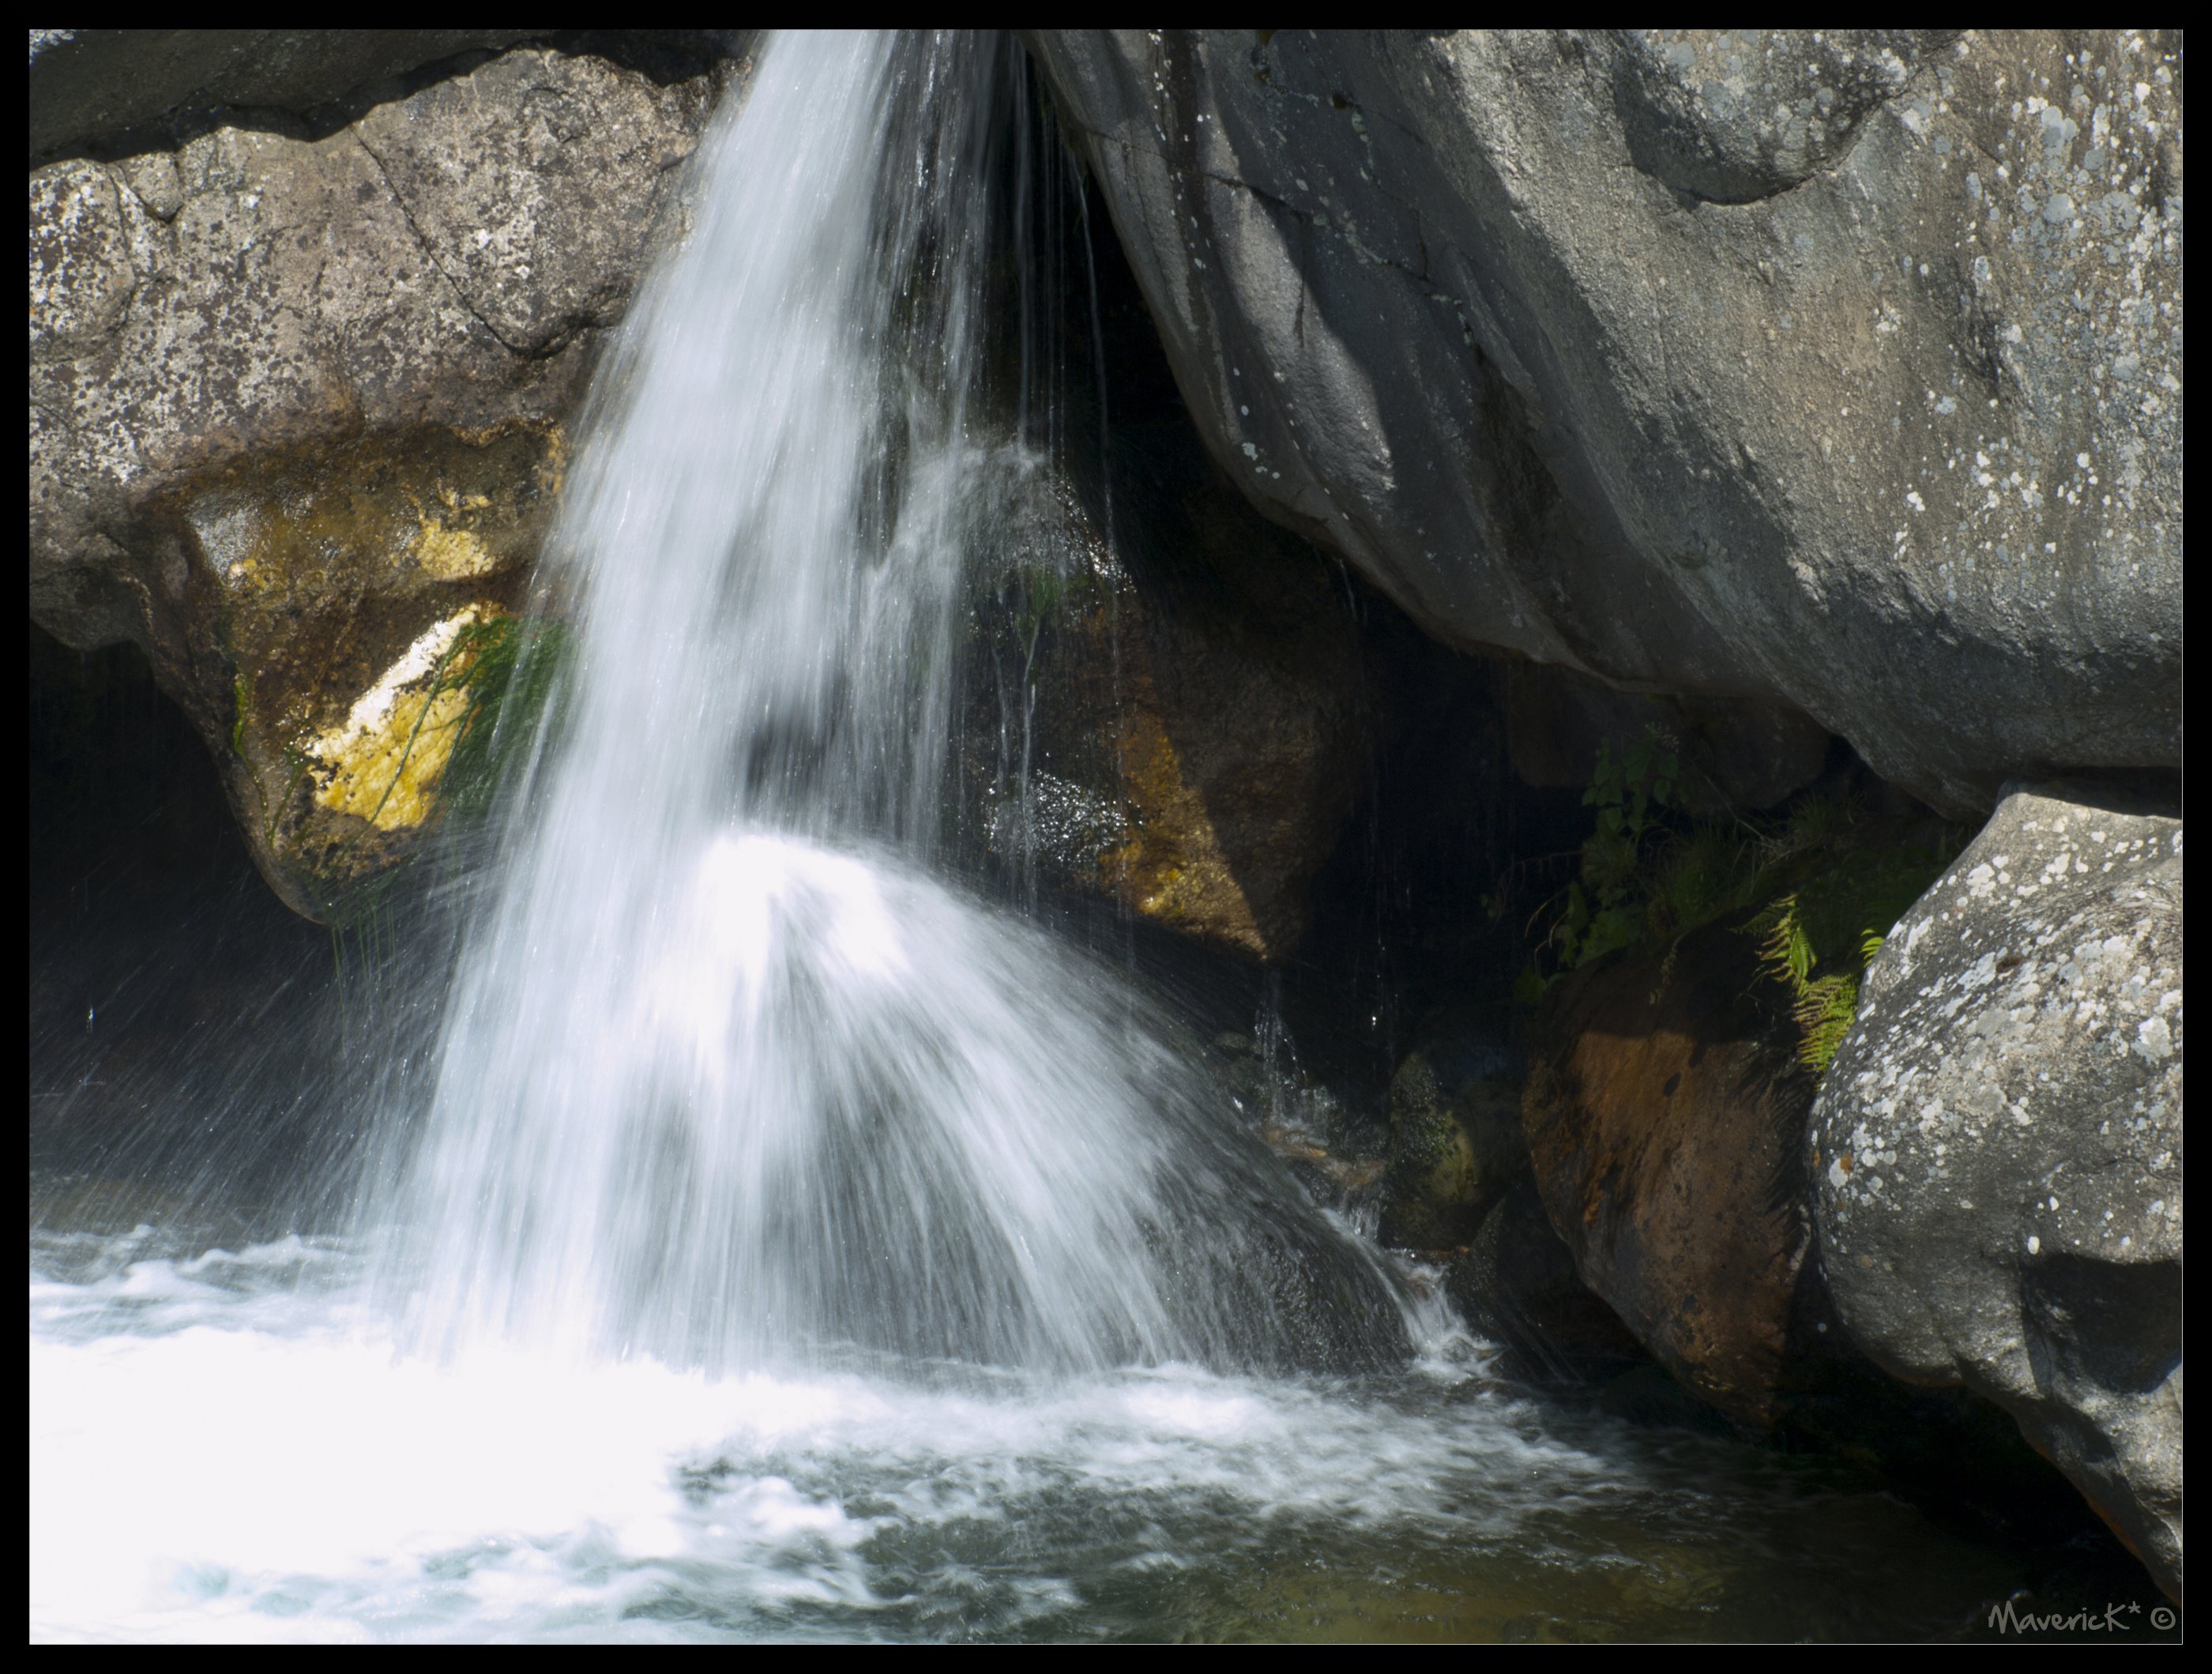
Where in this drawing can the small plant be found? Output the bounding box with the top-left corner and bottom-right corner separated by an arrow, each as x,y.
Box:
1744,841 -> 1954,1073
1511,729 -> 1961,1075
430,613 -> 574,822
1516,730 -> 1683,997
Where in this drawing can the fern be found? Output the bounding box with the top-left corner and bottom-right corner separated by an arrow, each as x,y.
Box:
1744,841 -> 1953,1074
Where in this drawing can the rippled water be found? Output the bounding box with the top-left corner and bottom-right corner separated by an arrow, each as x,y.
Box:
32,1220 -> 2120,1643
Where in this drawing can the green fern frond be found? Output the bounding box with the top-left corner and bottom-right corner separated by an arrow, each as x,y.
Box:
1793,971 -> 1860,1073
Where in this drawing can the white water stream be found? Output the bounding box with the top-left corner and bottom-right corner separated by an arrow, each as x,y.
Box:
378,28 -> 1404,1374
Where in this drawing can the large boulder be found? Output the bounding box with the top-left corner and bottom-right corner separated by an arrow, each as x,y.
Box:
1812,784 -> 2183,1601
1522,916 -> 1814,1427
29,44 -> 734,915
1029,29 -> 2183,814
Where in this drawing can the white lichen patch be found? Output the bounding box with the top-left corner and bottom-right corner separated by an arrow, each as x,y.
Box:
305,607 -> 487,829
1814,786 -> 2180,1274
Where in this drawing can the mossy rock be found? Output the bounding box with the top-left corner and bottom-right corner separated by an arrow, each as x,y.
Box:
164,423 -> 567,918
1379,1025 -> 1526,1252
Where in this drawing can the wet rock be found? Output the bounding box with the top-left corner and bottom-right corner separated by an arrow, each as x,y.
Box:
1379,1009 -> 1523,1251
1522,916 -> 1813,1427
28,45 -> 732,916
961,427 -> 1367,961
1446,1172 -> 1650,1390
1811,783 -> 2183,1601
1029,30 -> 2183,814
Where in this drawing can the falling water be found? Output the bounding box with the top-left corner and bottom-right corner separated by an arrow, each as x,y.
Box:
382,30 -> 1401,1374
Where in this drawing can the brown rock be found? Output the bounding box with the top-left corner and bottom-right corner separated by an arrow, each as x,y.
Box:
963,434 -> 1367,961
1522,916 -> 1811,1426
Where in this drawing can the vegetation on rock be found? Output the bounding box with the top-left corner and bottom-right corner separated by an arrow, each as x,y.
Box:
1510,727 -> 1962,1073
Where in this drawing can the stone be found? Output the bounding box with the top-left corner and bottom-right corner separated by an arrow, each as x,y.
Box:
28,29 -> 540,166
1498,660 -> 1833,819
1379,1008 -> 1524,1250
1811,782 -> 2183,1601
1028,30 -> 2183,815
960,421 -> 1367,961
28,46 -> 732,916
1446,1172 -> 1651,1390
1522,916 -> 1813,1427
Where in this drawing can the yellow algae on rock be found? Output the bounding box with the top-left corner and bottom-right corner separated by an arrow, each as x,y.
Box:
1097,703 -> 1266,954
406,480 -> 510,581
306,607 -> 488,830
410,515 -> 502,581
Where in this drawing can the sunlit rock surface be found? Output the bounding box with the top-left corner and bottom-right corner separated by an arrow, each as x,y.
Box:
1811,783 -> 2183,1601
1030,29 -> 2183,814
28,43 -> 732,914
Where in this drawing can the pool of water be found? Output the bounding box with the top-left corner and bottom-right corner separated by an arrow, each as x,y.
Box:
28,1215 -> 2155,1643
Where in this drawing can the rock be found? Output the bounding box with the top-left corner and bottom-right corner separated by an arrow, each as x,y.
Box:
1522,916 -> 1813,1427
1499,660 -> 1832,820
28,29 -> 540,166
1811,783 -> 2183,1601
1379,1008 -> 1523,1250
1446,1172 -> 1650,1390
28,45 -> 733,916
1029,30 -> 2183,814
961,422 -> 1367,961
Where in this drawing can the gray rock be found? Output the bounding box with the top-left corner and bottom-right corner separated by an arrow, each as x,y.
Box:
1811,783 -> 2182,1601
1028,30 -> 2183,814
28,45 -> 732,913
28,29 -> 539,165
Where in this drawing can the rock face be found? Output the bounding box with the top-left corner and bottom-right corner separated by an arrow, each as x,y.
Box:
29,44 -> 733,914
1378,1009 -> 1524,1250
1812,783 -> 2183,1601
1446,1173 -> 1651,1391
1522,917 -> 1814,1427
1029,29 -> 2184,814
28,30 -> 541,166
961,427 -> 1368,961
1498,661 -> 1832,821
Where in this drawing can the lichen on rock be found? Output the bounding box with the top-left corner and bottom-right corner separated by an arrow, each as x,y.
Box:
303,605 -> 489,833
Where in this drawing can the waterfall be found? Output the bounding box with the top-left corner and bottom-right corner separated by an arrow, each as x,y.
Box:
382,30 -> 1405,1374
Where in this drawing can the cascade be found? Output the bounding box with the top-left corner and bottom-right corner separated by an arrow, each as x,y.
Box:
383,29 -> 1404,1373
